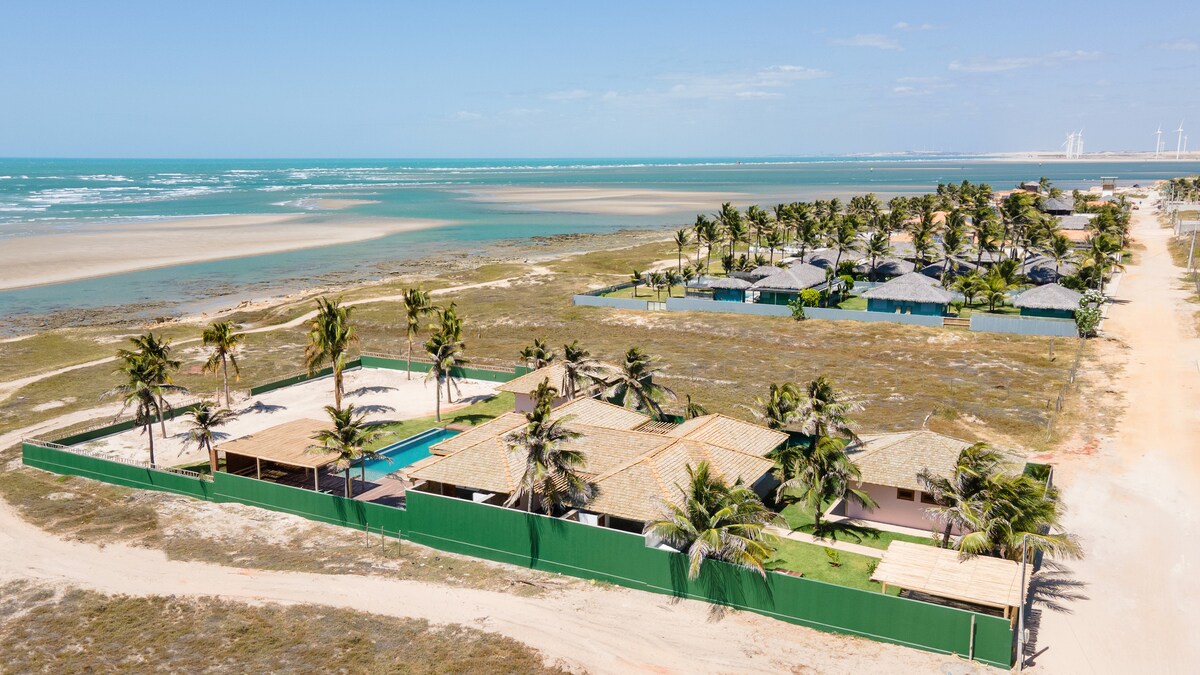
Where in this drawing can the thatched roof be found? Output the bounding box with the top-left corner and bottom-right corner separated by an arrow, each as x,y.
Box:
706,276 -> 752,290
802,249 -> 847,269
1042,197 -> 1074,213
860,273 -> 954,304
220,419 -> 341,469
871,542 -> 1029,611
855,257 -> 915,278
1056,214 -> 1093,230
1013,283 -> 1083,311
752,263 -> 827,291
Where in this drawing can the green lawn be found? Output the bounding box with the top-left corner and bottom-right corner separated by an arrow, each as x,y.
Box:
953,304 -> 1022,318
367,392 -> 515,450
768,538 -> 895,594
778,502 -> 937,550
835,295 -> 867,311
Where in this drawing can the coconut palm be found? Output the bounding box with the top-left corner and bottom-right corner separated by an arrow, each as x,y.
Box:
939,226 -> 966,286
305,296 -> 357,409
402,287 -> 434,380
764,227 -> 786,264
201,321 -> 243,406
187,401 -> 238,474
105,354 -> 187,467
795,375 -> 860,440
309,404 -> 386,498
424,328 -> 467,422
648,271 -> 668,301
560,340 -> 607,399
829,219 -> 861,272
775,436 -> 876,534
607,347 -> 676,420
630,269 -> 644,297
519,337 -> 557,369
953,271 -> 986,307
863,230 -> 890,282
665,268 -> 683,298
647,461 -> 779,580
749,382 -> 800,430
118,332 -> 181,436
983,272 -> 1010,312
957,472 -> 1083,562
673,228 -> 690,272
684,394 -> 708,420
918,442 -> 1006,547
1046,233 -> 1074,281
504,379 -> 593,514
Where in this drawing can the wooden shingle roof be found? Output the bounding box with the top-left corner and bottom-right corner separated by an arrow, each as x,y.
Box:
847,430 -> 1025,491
219,419 -> 341,469
665,414 -> 788,457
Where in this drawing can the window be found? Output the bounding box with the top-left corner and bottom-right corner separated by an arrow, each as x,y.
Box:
896,488 -> 915,501
920,491 -> 938,505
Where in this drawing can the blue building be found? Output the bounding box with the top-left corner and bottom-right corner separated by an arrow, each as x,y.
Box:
1012,283 -> 1083,319
861,273 -> 953,316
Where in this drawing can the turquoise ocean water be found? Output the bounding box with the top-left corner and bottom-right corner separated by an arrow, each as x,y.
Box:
0,157 -> 1191,320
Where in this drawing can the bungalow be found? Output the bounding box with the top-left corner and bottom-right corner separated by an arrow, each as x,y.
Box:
843,430 -> 1026,534
1056,214 -> 1095,231
1041,196 -> 1075,216
855,256 -> 916,281
707,276 -> 753,302
408,397 -> 786,532
731,265 -> 784,283
497,362 -> 618,413
860,272 -> 954,316
752,263 -> 829,305
1012,283 -> 1083,319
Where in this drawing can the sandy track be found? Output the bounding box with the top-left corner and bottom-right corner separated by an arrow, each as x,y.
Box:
1031,195 -> 1200,673
0,500 -> 988,674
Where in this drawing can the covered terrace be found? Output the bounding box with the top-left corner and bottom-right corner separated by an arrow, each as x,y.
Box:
871,541 -> 1030,623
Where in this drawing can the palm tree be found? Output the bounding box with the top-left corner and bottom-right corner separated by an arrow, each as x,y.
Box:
630,269 -> 644,297
749,382 -> 800,430
863,230 -> 890,282
684,394 -> 708,419
829,219 -> 861,273
795,375 -> 860,440
504,379 -> 593,514
673,228 -> 690,272
647,461 -> 779,580
560,340 -> 607,399
775,436 -> 876,534
983,272 -> 1010,312
201,321 -> 243,407
105,354 -> 187,466
402,287 -> 434,380
648,271 -> 668,301
958,474 -> 1083,562
764,228 -> 786,264
1046,233 -> 1074,281
953,271 -> 986,307
939,227 -> 965,286
424,328 -> 467,421
607,347 -> 676,420
918,442 -> 1005,547
305,296 -> 357,409
118,332 -> 180,436
520,337 -> 557,369
187,401 -> 238,474
309,404 -> 386,498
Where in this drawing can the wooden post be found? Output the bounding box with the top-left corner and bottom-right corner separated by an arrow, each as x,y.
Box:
255,457 -> 261,480
314,468 -> 319,492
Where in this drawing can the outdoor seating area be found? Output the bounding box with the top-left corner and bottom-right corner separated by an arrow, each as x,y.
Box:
871,542 -> 1030,622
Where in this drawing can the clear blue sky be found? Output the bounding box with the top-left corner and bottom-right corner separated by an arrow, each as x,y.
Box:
2,1 -> 1196,157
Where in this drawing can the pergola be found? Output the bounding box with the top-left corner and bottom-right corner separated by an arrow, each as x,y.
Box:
220,419 -> 340,491
870,542 -> 1030,623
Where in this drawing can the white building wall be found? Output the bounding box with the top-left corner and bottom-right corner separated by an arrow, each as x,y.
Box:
845,482 -> 960,535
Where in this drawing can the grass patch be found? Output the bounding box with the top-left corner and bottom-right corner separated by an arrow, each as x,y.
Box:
835,295 -> 867,311
778,503 -> 937,550
768,539 -> 893,594
0,581 -> 564,674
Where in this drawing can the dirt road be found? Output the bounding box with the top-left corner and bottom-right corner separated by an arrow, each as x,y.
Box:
1031,196 -> 1200,673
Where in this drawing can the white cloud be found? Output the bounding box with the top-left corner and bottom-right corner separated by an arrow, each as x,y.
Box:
1161,38 -> 1199,51
544,88 -> 594,102
949,50 -> 1100,73
831,33 -> 902,50
894,21 -> 935,31
660,65 -> 830,100
453,110 -> 482,121
891,76 -> 950,96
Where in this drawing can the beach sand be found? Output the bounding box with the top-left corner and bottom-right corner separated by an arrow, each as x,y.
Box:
0,214 -> 449,291
463,186 -> 746,216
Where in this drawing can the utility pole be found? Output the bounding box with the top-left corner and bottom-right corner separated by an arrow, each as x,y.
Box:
1016,532 -> 1030,672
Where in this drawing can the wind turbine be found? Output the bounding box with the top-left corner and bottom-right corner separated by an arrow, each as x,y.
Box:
1177,121 -> 1185,160
1156,125 -> 1163,159
1064,131 -> 1076,159
1076,129 -> 1084,158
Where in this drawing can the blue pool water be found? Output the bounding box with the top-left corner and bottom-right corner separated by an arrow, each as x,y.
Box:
358,427 -> 458,482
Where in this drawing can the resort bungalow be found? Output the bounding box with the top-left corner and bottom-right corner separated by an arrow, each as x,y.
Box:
751,263 -> 829,305
731,264 -> 784,283
1041,196 -> 1075,216
860,272 -> 953,316
497,362 -> 618,413
1012,283 -> 1083,319
409,397 -> 787,533
855,256 -> 916,281
707,276 -> 753,302
843,430 -> 1026,534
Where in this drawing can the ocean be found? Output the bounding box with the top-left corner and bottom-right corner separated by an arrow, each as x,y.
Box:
0,157 -> 1192,321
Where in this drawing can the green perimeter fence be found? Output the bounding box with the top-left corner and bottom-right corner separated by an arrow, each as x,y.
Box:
19,438 -> 1013,667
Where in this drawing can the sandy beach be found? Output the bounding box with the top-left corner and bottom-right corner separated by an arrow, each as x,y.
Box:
463,186 -> 746,216
0,214 -> 449,291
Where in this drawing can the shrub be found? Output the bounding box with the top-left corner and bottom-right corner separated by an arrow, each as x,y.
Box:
1075,289 -> 1104,337
824,547 -> 842,567
788,298 -> 806,321
799,288 -> 822,307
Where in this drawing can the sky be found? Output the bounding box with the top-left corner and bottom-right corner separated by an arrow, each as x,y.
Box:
1,1 -> 1197,158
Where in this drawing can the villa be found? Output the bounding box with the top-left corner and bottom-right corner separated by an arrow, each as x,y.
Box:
842,430 -> 1026,534
1041,196 -> 1075,216
859,273 -> 954,316
497,361 -> 621,412
752,263 -> 831,305
1013,283 -> 1084,319
408,396 -> 787,532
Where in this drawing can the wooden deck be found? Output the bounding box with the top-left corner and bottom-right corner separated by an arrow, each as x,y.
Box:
258,468 -> 411,507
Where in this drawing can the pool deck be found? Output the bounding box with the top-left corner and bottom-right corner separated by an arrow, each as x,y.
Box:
354,478 -> 410,507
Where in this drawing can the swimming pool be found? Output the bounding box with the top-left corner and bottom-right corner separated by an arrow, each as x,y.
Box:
358,427 -> 459,482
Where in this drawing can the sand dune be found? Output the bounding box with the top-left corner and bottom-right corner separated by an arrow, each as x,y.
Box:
0,214 -> 449,291
464,186 -> 746,216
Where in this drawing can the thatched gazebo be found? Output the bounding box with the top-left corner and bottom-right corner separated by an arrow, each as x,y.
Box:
861,272 -> 954,316
706,276 -> 752,302
751,263 -> 829,305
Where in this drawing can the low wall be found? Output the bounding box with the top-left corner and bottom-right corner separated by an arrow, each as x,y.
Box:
802,307 -> 946,326
22,441 -> 213,500
359,354 -> 529,383
969,314 -> 1078,337
665,297 -> 791,316
664,298 -> 946,326
214,472 -> 407,533
573,294 -> 652,311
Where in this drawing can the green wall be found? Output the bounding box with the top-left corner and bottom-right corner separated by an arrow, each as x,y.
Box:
20,430 -> 1013,668
1020,307 -> 1075,319
359,354 -> 530,383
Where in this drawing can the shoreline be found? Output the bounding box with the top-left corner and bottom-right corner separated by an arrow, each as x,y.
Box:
0,213 -> 452,292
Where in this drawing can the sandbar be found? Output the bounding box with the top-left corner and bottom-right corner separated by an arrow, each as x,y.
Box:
0,214 -> 449,291
463,186 -> 746,216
